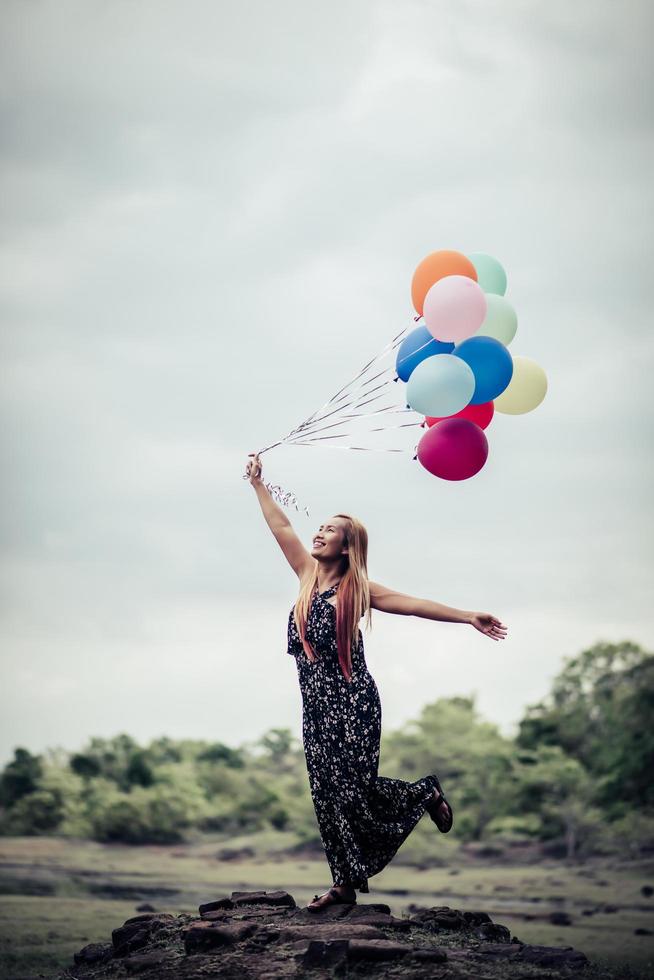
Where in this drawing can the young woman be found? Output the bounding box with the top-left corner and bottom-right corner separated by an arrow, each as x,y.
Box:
245,451 -> 508,910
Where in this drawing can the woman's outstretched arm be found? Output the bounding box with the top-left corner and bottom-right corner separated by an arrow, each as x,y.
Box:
368,580 -> 508,641
245,452 -> 315,579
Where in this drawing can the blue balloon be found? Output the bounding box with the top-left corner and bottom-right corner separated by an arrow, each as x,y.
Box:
406,353 -> 476,417
452,335 -> 513,404
395,325 -> 454,382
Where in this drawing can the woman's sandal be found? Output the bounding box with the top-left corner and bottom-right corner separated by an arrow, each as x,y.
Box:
425,776 -> 453,833
307,886 -> 357,912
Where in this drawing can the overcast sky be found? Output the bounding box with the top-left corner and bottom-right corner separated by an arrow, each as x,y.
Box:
1,0 -> 652,767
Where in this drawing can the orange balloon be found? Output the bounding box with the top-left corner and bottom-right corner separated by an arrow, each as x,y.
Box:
411,250 -> 478,316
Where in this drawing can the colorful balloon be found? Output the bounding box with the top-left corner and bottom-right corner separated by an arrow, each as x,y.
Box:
411,250 -> 477,317
417,418 -> 489,481
453,335 -> 513,405
406,353 -> 475,417
425,401 -> 494,430
423,275 -> 487,344
493,355 -> 547,414
395,325 -> 454,382
467,252 -> 507,295
475,294 -> 517,346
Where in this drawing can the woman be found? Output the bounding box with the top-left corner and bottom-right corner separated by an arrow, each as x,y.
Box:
245,451 -> 508,910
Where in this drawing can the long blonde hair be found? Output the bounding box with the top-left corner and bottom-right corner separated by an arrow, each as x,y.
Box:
293,514 -> 372,683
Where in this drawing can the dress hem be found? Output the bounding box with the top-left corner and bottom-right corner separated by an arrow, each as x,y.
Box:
329,775 -> 440,894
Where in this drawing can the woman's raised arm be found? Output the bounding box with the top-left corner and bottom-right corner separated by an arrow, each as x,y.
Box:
245,452 -> 315,580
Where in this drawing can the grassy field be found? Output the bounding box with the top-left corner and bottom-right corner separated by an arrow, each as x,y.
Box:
0,835 -> 652,979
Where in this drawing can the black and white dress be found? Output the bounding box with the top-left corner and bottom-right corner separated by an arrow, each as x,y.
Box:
287,581 -> 440,893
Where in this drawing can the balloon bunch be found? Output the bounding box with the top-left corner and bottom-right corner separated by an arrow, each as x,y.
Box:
244,248 -> 547,508
401,249 -> 547,481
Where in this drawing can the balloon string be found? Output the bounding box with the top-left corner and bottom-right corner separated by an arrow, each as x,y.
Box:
291,443 -> 412,454
311,367 -> 394,417
350,390 -> 389,411
304,325 -> 409,412
288,366 -> 397,436
288,326 -> 410,436
255,386 -> 404,454
240,468 -> 311,515
255,379 -> 395,454
260,323 -> 437,453
287,421 -> 422,445
286,408 -> 414,439
290,333 -> 446,440
288,388 -> 393,436
340,406 -> 413,418
262,482 -> 310,517
250,320 -> 435,507
293,379 -> 406,437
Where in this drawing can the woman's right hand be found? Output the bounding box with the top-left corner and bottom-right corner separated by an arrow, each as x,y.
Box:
245,452 -> 263,486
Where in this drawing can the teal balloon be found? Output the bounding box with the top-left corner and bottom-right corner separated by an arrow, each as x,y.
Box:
467,252 -> 507,295
406,353 -> 475,417
476,294 -> 517,345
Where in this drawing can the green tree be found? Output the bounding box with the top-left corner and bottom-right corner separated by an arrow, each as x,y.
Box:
382,696 -> 516,841
196,741 -> 245,768
517,641 -> 654,814
511,745 -> 601,859
145,736 -> 183,765
0,748 -> 43,807
0,790 -> 63,834
70,753 -> 101,779
256,728 -> 300,774
68,734 -> 140,790
125,751 -> 155,788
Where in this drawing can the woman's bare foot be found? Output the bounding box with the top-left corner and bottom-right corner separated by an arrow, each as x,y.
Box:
332,884 -> 356,900
431,790 -> 451,824
307,884 -> 356,910
426,785 -> 453,832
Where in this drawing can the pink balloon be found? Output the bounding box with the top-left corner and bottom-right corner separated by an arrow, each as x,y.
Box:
423,275 -> 487,343
417,417 -> 488,481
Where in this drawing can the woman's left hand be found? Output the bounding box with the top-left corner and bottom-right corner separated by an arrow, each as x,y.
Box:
469,613 -> 508,641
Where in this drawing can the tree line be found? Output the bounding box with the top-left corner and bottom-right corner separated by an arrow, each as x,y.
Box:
1,640 -> 652,861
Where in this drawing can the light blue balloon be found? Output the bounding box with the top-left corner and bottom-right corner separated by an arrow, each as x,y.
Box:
453,336 -> 513,404
396,325 -> 454,382
406,353 -> 476,417
467,252 -> 507,295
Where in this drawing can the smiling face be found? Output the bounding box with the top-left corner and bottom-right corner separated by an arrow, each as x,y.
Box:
311,516 -> 349,562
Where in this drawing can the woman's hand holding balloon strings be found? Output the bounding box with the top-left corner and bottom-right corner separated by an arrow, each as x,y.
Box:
244,452 -> 263,485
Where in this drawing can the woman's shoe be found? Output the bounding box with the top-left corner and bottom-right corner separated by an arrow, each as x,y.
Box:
425,776 -> 453,833
307,886 -> 356,911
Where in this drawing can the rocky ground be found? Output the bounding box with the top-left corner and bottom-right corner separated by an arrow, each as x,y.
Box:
56,887 -> 621,979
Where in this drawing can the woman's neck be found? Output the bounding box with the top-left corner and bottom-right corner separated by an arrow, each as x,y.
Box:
316,567 -> 343,592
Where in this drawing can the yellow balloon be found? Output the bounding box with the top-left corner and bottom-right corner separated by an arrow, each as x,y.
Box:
493,356 -> 547,414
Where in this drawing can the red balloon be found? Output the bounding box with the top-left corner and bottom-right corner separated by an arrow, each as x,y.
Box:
425,401 -> 494,430
417,418 -> 488,481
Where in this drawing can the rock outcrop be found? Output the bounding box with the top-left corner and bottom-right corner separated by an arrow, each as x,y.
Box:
63,888 -> 595,978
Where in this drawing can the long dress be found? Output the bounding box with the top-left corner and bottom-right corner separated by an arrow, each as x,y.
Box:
287,581 -> 441,894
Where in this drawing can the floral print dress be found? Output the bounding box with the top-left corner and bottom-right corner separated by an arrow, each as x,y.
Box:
287,581 -> 441,894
